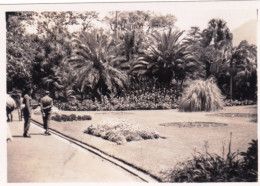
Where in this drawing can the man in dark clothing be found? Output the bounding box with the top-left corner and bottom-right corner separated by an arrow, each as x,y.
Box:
23,88 -> 33,138
40,91 -> 53,136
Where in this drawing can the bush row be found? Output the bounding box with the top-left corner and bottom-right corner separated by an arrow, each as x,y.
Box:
51,113 -> 92,122
55,97 -> 256,112
56,88 -> 178,111
53,83 -> 256,112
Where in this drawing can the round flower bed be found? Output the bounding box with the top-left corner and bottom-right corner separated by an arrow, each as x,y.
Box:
160,122 -> 228,128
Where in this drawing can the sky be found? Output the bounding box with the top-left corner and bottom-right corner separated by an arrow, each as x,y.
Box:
96,8 -> 257,32
27,7 -> 257,35
165,9 -> 257,31
1,1 -> 258,32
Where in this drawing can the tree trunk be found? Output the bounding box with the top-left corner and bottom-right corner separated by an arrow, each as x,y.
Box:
230,75 -> 233,104
229,59 -> 234,104
115,11 -> 118,44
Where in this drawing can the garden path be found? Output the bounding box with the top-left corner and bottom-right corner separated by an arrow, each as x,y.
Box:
7,111 -> 143,183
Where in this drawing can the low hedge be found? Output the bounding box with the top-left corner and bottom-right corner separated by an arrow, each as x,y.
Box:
51,113 -> 92,122
224,99 -> 256,107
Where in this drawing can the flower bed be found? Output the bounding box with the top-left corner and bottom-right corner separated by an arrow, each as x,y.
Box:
84,118 -> 161,145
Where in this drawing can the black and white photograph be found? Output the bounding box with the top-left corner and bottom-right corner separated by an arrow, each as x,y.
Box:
1,0 -> 259,184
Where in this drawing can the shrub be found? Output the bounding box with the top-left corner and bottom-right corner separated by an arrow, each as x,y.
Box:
179,78 -> 224,112
162,134 -> 258,182
81,115 -> 92,120
77,115 -> 82,121
61,114 -> 68,121
240,139 -> 258,182
52,114 -> 61,121
69,114 -> 77,121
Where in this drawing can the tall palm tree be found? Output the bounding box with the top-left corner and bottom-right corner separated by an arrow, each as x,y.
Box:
63,30 -> 129,100
231,40 -> 257,100
182,26 -> 206,80
201,19 -> 233,79
130,28 -> 198,85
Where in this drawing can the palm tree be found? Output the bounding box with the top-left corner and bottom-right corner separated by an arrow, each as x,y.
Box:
182,26 -> 206,80
130,28 -> 198,86
63,30 -> 129,100
231,40 -> 257,100
200,19 -> 233,79
42,63 -> 77,101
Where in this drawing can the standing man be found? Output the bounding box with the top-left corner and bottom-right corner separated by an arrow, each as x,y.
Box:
23,88 -> 33,138
40,91 -> 53,136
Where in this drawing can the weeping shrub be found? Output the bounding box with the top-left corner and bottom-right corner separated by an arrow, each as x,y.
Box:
179,79 -> 224,112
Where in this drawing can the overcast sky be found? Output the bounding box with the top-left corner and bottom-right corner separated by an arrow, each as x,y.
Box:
95,8 -> 257,32
163,9 -> 257,31
1,1 -> 258,31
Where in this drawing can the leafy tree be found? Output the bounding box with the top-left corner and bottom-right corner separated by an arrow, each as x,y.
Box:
103,11 -> 151,70
19,11 -> 98,97
147,13 -> 177,32
6,12 -> 36,92
28,12 -> 80,91
104,11 -> 177,70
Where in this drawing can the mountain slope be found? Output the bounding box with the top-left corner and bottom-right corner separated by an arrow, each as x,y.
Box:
232,19 -> 257,47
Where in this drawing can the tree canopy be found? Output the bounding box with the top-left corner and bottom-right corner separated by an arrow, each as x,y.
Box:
6,11 -> 257,103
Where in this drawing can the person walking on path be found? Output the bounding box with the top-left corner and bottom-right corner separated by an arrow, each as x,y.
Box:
40,91 -> 53,136
23,88 -> 33,138
6,94 -> 16,122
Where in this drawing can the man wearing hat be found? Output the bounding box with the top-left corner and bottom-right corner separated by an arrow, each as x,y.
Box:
40,91 -> 53,135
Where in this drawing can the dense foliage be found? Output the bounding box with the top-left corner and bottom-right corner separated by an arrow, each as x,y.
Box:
163,138 -> 258,182
6,11 -> 257,110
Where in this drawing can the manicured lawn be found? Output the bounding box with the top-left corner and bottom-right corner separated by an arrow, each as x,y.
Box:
32,105 -> 257,181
